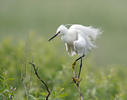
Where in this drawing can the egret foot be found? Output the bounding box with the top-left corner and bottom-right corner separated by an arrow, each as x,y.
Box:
73,77 -> 80,84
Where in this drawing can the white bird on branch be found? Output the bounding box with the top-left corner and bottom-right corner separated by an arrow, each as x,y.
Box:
48,24 -> 102,82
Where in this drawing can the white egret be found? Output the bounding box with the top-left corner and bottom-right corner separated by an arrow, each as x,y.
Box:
48,24 -> 102,81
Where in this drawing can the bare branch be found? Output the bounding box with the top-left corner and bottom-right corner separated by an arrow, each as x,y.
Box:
29,62 -> 51,100
72,61 -> 84,100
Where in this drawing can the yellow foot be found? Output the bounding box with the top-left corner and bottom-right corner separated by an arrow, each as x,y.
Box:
72,77 -> 80,84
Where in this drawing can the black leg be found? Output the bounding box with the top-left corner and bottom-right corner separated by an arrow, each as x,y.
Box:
78,58 -> 82,78
72,54 -> 85,84
72,54 -> 85,76
76,55 -> 85,62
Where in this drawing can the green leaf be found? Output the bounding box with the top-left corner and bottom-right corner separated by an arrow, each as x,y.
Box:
40,92 -> 48,96
58,93 -> 67,98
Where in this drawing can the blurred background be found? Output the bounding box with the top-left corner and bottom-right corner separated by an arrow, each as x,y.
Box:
0,0 -> 127,66
0,0 -> 127,100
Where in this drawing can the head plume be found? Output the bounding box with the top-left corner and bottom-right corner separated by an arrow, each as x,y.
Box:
56,25 -> 68,34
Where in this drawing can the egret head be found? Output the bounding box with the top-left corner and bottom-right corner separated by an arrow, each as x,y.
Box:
48,25 -> 67,41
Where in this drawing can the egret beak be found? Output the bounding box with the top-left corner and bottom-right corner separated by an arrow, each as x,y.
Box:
48,32 -> 60,41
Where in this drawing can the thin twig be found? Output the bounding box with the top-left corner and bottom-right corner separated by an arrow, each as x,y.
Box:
21,35 -> 31,100
21,64 -> 29,100
22,78 -> 29,100
29,62 -> 51,100
72,61 -> 84,100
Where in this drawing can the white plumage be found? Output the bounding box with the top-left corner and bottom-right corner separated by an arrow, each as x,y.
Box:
49,24 -> 102,56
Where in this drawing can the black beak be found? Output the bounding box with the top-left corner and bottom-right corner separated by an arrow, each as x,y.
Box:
48,32 -> 59,41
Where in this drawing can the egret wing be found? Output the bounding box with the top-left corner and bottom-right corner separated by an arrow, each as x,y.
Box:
69,24 -> 101,41
74,33 -> 93,55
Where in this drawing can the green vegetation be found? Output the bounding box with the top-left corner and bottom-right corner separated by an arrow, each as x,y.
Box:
0,35 -> 127,100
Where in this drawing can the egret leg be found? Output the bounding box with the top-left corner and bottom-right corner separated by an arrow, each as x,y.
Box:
76,55 -> 85,62
78,58 -> 82,78
72,54 -> 85,70
72,55 -> 85,83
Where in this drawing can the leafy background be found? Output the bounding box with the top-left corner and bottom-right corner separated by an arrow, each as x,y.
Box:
0,0 -> 127,100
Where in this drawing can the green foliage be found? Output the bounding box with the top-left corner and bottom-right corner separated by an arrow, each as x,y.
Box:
0,35 -> 127,100
0,69 -> 16,100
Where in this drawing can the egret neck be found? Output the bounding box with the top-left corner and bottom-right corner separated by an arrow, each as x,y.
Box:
61,29 -> 77,44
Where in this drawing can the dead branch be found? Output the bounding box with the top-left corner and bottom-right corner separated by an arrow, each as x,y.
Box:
72,62 -> 84,100
29,62 -> 51,100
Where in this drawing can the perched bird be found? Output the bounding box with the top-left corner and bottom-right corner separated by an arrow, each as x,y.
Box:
48,24 -> 102,79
